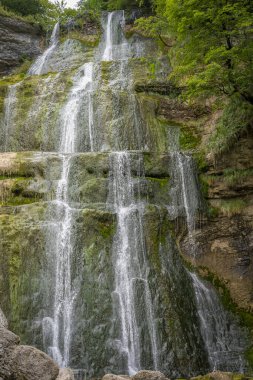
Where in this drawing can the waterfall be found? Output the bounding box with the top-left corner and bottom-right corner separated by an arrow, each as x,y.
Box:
42,64 -> 94,369
190,272 -> 246,372
2,83 -> 19,151
108,152 -> 158,375
6,8 -> 248,378
46,154 -> 77,367
102,11 -> 128,61
60,62 -> 94,153
103,12 -> 114,61
169,152 -> 200,233
28,22 -> 60,75
43,158 -> 76,367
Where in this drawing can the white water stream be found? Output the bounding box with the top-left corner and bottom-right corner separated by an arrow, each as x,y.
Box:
108,152 -> 158,374
43,61 -> 95,368
190,272 -> 246,372
3,83 -> 20,151
28,22 -> 60,75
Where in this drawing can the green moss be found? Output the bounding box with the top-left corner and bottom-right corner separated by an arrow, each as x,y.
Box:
1,196 -> 40,206
13,59 -> 33,75
199,174 -> 209,198
0,175 -> 30,180
179,125 -> 201,151
245,347 -> 253,369
60,31 -> 100,47
146,177 -> 169,187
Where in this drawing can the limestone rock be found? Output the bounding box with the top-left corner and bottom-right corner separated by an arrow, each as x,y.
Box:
56,368 -> 75,380
10,345 -> 59,380
132,371 -> 169,380
102,374 -> 131,380
0,15 -> 43,74
0,327 -> 20,379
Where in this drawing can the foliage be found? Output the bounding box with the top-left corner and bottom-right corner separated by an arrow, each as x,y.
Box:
165,0 -> 253,104
0,0 -> 44,16
208,94 -> 253,154
216,198 -> 247,216
77,0 -> 151,12
223,168 -> 253,186
135,0 -> 253,104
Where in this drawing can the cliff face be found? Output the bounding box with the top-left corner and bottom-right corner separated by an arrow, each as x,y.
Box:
0,11 -> 252,376
180,130 -> 253,313
0,15 -> 43,75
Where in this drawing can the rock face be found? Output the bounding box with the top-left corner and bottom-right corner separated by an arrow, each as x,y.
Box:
179,129 -> 253,312
0,15 -> 43,74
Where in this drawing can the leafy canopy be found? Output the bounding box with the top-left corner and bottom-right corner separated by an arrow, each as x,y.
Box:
137,0 -> 253,104
0,0 -> 45,16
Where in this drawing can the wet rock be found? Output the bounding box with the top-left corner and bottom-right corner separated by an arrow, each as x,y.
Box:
56,368 -> 75,380
10,345 -> 59,380
132,371 -> 170,380
0,15 -> 43,74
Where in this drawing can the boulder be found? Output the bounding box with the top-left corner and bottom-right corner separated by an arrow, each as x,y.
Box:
56,368 -> 75,380
0,327 -> 20,379
102,375 -> 131,380
132,371 -> 170,380
10,345 -> 59,380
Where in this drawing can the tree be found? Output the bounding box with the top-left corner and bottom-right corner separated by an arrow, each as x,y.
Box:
0,0 -> 44,16
163,0 -> 253,104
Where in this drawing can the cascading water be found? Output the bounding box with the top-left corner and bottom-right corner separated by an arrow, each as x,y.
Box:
28,22 -> 60,75
169,152 -> 201,234
42,62 -> 95,367
190,272 -> 246,372
103,12 -> 114,61
60,62 -> 94,153
108,152 -> 158,374
2,83 -> 20,151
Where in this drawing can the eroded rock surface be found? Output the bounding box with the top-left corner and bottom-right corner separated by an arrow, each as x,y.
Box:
0,15 -> 43,74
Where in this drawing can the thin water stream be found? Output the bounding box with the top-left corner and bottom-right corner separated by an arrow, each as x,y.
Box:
28,22 -> 60,75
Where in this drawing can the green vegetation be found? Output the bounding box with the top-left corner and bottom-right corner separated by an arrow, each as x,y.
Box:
208,95 -> 253,155
135,0 -> 253,154
78,0 -> 151,12
0,0 -> 78,29
0,0 -> 44,16
215,198 -> 247,217
223,168 -> 253,186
